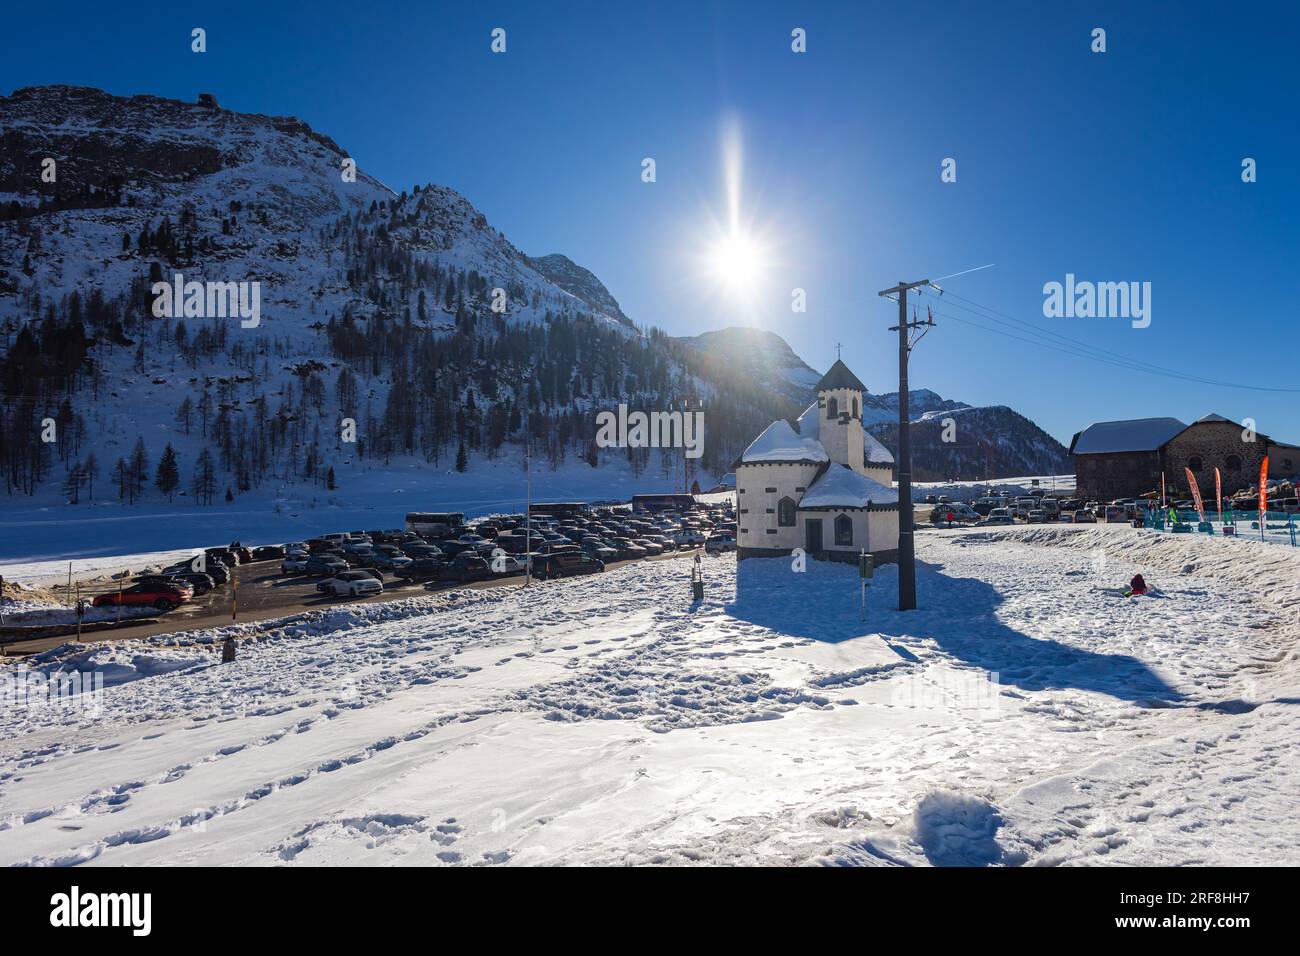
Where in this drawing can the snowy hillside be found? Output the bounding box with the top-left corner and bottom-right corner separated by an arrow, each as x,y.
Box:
2,525 -> 1296,865
676,326 -> 822,405
0,86 -> 794,518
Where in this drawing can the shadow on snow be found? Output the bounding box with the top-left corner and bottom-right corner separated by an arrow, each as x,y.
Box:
725,555 -> 1182,705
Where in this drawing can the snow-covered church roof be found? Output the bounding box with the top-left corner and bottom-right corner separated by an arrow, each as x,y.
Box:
795,403 -> 895,465
800,464 -> 900,508
740,419 -> 828,464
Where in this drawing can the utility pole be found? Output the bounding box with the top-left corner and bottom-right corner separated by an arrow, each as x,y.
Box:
877,278 -> 932,611
525,444 -> 532,587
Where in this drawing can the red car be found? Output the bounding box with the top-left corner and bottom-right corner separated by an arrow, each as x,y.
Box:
93,581 -> 192,611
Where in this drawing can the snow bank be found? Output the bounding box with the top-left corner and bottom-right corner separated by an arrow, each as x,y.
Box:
959,525 -> 1300,614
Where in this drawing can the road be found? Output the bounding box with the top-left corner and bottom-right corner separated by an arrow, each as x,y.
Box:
1,550 -> 704,656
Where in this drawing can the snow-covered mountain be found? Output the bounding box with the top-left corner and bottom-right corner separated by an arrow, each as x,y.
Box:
675,326 -> 821,405
867,405 -> 1071,481
0,86 -> 795,506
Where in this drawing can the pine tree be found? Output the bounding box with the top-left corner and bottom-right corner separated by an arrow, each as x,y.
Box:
176,396 -> 193,434
455,439 -> 468,472
129,436 -> 149,500
326,466 -> 336,490
155,444 -> 180,500
84,451 -> 99,501
192,448 -> 216,505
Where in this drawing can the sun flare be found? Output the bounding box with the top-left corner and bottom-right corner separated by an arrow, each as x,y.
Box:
708,232 -> 764,289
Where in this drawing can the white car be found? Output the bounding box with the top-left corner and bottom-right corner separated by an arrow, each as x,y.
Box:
489,552 -> 529,575
318,571 -> 383,598
705,533 -> 736,554
673,530 -> 706,547
281,555 -> 310,574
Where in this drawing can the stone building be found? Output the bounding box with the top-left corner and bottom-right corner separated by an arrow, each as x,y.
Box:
1070,413 -> 1300,499
735,360 -> 899,562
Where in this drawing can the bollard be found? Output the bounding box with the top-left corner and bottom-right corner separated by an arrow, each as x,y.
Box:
221,636 -> 237,663
691,554 -> 704,601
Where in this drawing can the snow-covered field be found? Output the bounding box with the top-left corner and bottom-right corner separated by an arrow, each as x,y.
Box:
1,525 -> 1296,866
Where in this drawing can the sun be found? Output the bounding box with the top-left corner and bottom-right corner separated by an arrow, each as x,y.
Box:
707,231 -> 765,291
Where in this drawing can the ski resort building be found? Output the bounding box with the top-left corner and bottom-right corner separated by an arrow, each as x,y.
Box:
1070,413 -> 1300,499
735,360 -> 899,562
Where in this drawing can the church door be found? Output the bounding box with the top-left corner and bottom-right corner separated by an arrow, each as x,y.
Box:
805,518 -> 823,553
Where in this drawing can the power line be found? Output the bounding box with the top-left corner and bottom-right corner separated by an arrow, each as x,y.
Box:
920,289 -> 1300,393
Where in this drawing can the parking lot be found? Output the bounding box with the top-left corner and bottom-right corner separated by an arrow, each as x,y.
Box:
1,547 -> 705,656
2,501 -> 739,655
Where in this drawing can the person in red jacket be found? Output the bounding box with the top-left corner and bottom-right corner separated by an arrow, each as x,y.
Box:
1125,574 -> 1148,597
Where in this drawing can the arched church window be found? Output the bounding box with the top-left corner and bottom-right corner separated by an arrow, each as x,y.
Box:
1187,456 -> 1203,472
834,514 -> 853,545
853,397 -> 859,419
1226,455 -> 1242,472
778,496 -> 797,527
826,396 -> 838,420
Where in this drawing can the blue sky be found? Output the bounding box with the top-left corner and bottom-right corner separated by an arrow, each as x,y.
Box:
3,0 -> 1297,444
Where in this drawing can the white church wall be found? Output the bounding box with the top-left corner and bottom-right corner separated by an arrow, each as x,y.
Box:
737,461 -> 822,551
868,509 -> 900,554
860,463 -> 895,486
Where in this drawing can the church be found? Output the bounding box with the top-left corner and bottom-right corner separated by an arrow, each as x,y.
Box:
735,360 -> 900,562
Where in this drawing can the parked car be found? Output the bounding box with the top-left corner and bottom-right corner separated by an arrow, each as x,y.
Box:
533,551 -> 605,579
281,554 -> 312,574
93,581 -> 191,611
251,545 -> 286,560
317,571 -> 384,598
304,555 -> 349,577
440,553 -> 492,582
977,513 -> 1015,527
705,533 -> 737,554
673,529 -> 706,547
1073,509 -> 1097,523
367,547 -> 412,571
168,572 -> 215,596
633,538 -> 664,556
488,552 -> 530,576
1103,505 -> 1128,523
1026,509 -> 1046,523
580,539 -> 619,562
394,558 -> 446,582
609,538 -> 648,560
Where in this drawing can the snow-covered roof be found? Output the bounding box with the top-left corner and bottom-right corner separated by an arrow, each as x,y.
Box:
795,402 -> 821,439
740,420 -> 828,464
1070,417 -> 1187,455
800,464 -> 899,508
795,402 -> 894,465
863,429 -> 895,465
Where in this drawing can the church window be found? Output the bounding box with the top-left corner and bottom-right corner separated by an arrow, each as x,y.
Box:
853,397 -> 860,419
1187,456 -> 1203,472
777,496 -> 797,527
834,514 -> 853,545
1226,455 -> 1242,472
826,396 -> 838,419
